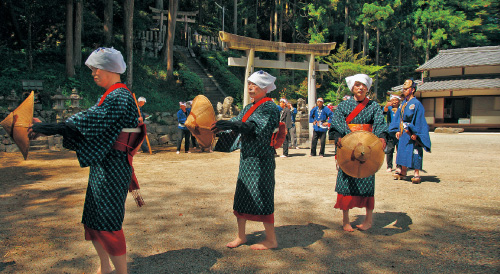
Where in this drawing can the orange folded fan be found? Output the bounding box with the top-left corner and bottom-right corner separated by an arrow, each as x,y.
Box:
1,91 -> 35,160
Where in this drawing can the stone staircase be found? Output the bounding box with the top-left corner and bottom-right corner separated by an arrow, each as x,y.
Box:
179,48 -> 227,109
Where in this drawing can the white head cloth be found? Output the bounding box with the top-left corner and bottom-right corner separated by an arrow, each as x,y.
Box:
138,97 -> 146,103
85,47 -> 126,74
280,98 -> 288,104
345,74 -> 373,91
247,70 -> 276,93
390,94 -> 401,100
317,98 -> 324,102
179,101 -> 187,107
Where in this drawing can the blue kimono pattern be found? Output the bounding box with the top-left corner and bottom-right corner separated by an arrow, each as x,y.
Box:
331,98 -> 388,197
63,87 -> 139,231
389,97 -> 431,170
230,100 -> 280,215
177,108 -> 191,129
309,106 -> 333,132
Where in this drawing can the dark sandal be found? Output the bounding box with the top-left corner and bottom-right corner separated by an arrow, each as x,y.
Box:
393,171 -> 408,180
411,176 -> 422,184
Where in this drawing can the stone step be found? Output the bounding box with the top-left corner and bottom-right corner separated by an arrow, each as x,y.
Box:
30,145 -> 48,151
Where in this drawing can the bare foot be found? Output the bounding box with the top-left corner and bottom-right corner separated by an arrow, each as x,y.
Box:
97,266 -> 113,274
250,240 -> 278,250
343,223 -> 355,232
356,223 -> 372,231
226,237 -> 247,248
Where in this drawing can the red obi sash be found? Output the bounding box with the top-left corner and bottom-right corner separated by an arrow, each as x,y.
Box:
113,124 -> 146,207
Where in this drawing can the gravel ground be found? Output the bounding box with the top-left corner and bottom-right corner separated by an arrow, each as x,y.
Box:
0,132 -> 499,274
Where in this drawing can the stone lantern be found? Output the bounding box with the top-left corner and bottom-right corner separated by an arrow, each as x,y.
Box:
68,88 -> 83,114
51,87 -> 69,123
6,89 -> 20,111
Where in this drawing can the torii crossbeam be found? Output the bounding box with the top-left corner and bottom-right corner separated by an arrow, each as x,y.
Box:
219,31 -> 336,141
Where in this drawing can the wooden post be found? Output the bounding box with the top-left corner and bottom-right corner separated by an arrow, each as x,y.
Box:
243,49 -> 255,107
307,53 -> 316,143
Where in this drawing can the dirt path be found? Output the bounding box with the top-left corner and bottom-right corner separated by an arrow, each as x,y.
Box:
1,133 -> 499,273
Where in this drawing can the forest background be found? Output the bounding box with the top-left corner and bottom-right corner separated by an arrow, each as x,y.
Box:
0,0 -> 498,112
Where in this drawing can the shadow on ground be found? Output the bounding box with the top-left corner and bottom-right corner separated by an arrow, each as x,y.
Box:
129,247 -> 222,273
246,223 -> 328,249
352,211 -> 413,236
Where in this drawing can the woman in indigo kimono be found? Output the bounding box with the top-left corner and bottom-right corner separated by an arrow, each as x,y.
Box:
330,74 -> 388,232
211,70 -> 280,250
29,47 -> 139,274
389,79 -> 431,184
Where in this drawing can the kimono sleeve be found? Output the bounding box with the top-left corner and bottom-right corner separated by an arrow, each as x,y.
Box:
407,102 -> 431,152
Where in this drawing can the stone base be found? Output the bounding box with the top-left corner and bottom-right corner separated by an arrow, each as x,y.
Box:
434,127 -> 465,134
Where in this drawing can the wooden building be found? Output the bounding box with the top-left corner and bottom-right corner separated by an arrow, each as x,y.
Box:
391,46 -> 500,131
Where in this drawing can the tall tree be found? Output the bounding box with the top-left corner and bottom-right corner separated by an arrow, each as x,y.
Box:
161,0 -> 178,81
233,0 -> 238,34
104,0 -> 113,46
66,0 -> 75,77
74,0 -> 83,68
124,0 -> 134,88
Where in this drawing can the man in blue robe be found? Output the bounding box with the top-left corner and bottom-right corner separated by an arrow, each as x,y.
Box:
389,79 -> 431,184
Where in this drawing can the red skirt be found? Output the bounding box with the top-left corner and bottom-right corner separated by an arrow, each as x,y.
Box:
84,225 -> 126,256
334,194 -> 374,210
233,210 -> 274,224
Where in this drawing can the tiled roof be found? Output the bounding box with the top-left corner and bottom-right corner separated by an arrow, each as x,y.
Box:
416,46 -> 500,71
391,78 -> 500,92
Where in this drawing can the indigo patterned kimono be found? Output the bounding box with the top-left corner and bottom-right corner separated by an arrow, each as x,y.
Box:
63,86 -> 139,231
389,97 -> 431,170
231,100 -> 280,215
331,98 -> 388,197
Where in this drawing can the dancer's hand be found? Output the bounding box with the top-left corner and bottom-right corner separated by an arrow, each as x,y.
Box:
28,118 -> 43,140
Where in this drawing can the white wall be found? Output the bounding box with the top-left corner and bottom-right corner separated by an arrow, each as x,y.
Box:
471,96 -> 500,124
422,98 -> 435,124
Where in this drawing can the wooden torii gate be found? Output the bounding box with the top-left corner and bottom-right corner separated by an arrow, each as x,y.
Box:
149,7 -> 198,46
219,31 -> 336,141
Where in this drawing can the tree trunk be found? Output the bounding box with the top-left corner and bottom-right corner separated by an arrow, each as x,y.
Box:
104,0 -> 113,46
344,0 -> 349,45
74,0 -> 83,68
124,0 -> 134,88
161,0 -> 178,81
279,0 -> 283,42
425,25 -> 431,62
198,0 -> 203,26
233,0 -> 237,34
66,0 -> 75,77
156,0 -> 163,10
5,0 -> 24,47
28,15 -> 33,71
273,0 -> 278,41
362,25 -> 367,58
374,27 -> 380,100
398,40 -> 402,84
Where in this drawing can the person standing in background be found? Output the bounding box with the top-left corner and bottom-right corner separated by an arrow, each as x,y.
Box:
176,102 -> 192,154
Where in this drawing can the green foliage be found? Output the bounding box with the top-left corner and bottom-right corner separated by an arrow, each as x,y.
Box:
199,50 -> 244,103
176,63 -> 204,99
322,43 -> 384,104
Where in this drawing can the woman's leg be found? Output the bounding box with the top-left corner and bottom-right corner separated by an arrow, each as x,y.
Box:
226,217 -> 247,248
356,208 -> 373,231
109,253 -> 127,274
92,241 -> 113,274
342,210 -> 354,232
251,222 -> 278,250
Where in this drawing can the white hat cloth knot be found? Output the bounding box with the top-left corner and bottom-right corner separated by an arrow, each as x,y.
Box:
85,47 -> 127,74
390,94 -> 401,100
345,74 -> 373,91
248,70 -> 276,93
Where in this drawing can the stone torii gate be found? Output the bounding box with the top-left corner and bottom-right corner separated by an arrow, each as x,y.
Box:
219,31 -> 336,141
